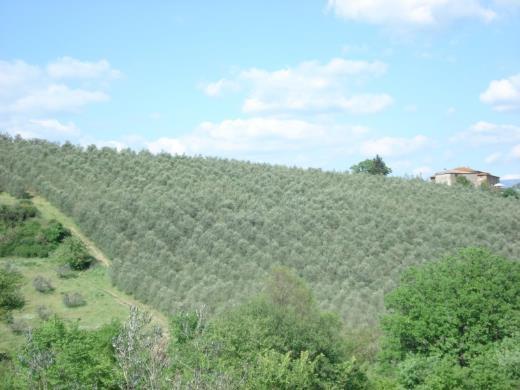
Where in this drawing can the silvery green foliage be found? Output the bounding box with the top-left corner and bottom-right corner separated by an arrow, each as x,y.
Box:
1,135 -> 519,327
18,330 -> 54,390
113,306 -> 168,390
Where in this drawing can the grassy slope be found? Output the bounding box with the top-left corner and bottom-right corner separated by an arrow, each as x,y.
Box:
31,194 -> 111,267
0,193 -> 169,353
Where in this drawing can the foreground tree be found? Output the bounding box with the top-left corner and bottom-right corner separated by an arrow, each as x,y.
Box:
350,155 -> 392,176
113,306 -> 169,390
381,248 -> 520,389
170,267 -> 370,389
0,265 -> 24,320
53,236 -> 93,270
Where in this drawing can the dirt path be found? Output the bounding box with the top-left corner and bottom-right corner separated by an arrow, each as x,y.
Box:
30,194 -> 170,335
31,196 -> 111,267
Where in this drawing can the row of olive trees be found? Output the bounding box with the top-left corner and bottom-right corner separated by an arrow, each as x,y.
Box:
1,134 -> 519,326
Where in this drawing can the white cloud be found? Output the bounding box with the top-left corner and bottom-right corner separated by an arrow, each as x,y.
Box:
485,152 -> 502,163
0,60 -> 42,98
142,117 -> 369,167
480,74 -> 520,112
511,144 -> 520,159
453,121 -> 520,145
9,84 -> 109,113
360,135 -> 429,157
0,58 -> 119,115
0,57 -> 120,144
327,0 -> 497,26
2,117 -> 80,140
203,79 -> 240,96
28,118 -> 79,135
147,137 -> 186,155
204,58 -> 392,115
46,57 -> 121,80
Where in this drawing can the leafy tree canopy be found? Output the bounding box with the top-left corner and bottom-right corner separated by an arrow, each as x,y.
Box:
350,155 -> 392,176
0,265 -> 25,320
170,267 -> 369,389
381,248 -> 520,388
54,236 -> 93,270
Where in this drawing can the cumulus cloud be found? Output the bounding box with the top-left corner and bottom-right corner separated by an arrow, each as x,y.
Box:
28,118 -> 79,135
485,152 -> 502,163
203,58 -> 392,115
203,79 -> 240,96
140,117 -> 370,167
452,121 -> 520,145
2,117 -> 80,141
480,74 -> 520,112
0,57 -> 119,114
8,84 -> 109,114
0,57 -> 120,144
147,137 -> 186,155
47,57 -> 121,80
360,135 -> 429,157
327,0 -> 497,26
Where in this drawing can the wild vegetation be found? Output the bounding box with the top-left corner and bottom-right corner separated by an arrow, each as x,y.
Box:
0,193 -> 135,355
1,249 -> 518,389
1,135 -> 519,328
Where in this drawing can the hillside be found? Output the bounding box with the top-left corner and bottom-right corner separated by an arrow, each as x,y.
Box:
1,135 -> 519,327
0,192 -> 167,353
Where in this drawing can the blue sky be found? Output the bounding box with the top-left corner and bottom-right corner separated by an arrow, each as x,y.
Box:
1,1 -> 519,179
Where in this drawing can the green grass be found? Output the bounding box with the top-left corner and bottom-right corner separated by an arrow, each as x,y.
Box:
0,192 -> 169,354
31,195 -> 111,266
0,256 -> 130,353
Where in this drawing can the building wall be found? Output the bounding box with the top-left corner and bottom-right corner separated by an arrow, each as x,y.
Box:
434,174 -> 454,185
462,173 -> 479,186
477,175 -> 500,187
433,173 -> 500,187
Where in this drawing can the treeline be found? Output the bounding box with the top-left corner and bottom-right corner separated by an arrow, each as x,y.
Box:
2,249 -> 519,389
1,135 -> 519,326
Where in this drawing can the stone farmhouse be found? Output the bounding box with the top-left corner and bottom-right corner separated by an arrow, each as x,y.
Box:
430,167 -> 500,188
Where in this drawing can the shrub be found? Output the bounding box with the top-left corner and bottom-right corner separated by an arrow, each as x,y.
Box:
10,318 -> 29,334
32,276 -> 54,293
36,305 -> 53,321
0,265 -> 25,320
502,188 -> 519,199
40,220 -> 70,244
63,292 -> 86,308
455,175 -> 472,187
54,237 -> 93,270
56,264 -> 77,279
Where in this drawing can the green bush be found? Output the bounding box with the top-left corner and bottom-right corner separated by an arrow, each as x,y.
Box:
36,305 -> 53,321
0,208 -> 68,258
9,318 -> 29,335
455,175 -> 472,187
0,266 -> 24,320
32,276 -> 54,294
16,318 -> 120,389
54,237 -> 93,270
63,292 -> 86,308
55,264 -> 77,279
